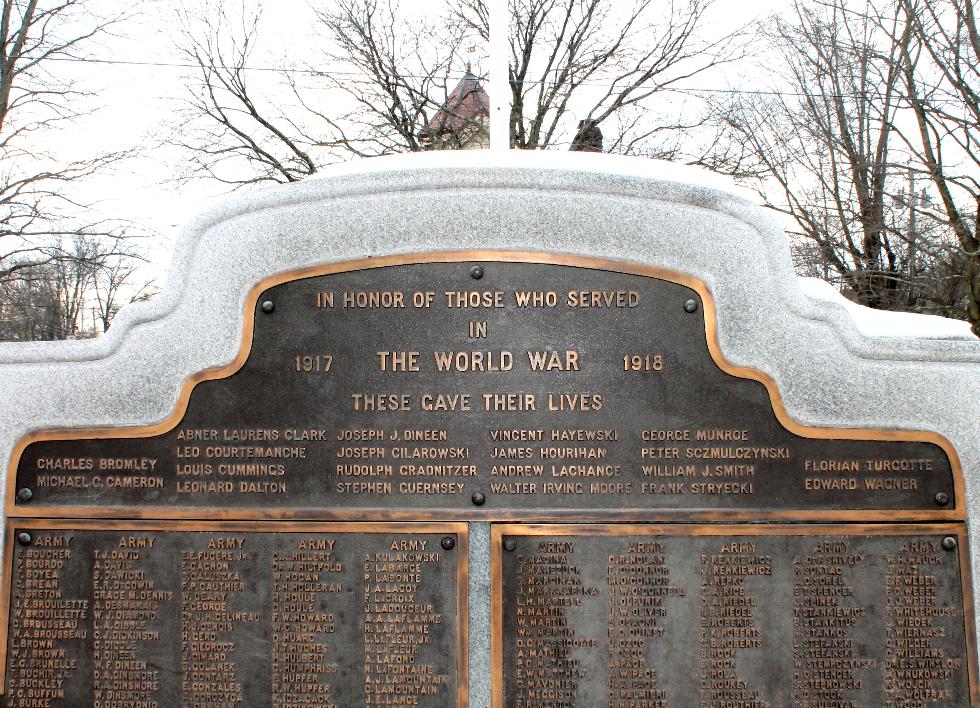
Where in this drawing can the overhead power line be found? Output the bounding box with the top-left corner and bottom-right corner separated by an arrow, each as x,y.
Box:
46,55 -> 964,104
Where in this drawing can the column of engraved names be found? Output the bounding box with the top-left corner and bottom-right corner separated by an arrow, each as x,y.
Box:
637,429 -> 761,500
488,427 -> 624,501
791,541 -> 871,707
173,428 -> 304,498
698,541 -> 770,707
6,534 -> 85,707
180,535 -> 258,705
336,428 -> 474,501
511,540 -> 598,707
607,540 -> 684,707
92,534 -> 169,707
271,536 -> 343,707
362,537 -> 451,706
884,539 -> 963,705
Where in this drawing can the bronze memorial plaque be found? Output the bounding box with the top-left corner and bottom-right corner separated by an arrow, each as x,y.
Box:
1,253 -> 976,707
0,520 -> 467,707
7,255 -> 961,521
492,524 -> 978,707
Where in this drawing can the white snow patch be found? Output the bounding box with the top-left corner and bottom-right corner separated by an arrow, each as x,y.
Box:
307,151 -> 759,203
798,277 -> 975,340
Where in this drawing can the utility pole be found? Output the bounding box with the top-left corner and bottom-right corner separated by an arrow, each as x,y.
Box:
906,165 -> 917,306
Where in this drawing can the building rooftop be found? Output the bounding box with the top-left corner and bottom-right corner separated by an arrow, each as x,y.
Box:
419,72 -> 489,145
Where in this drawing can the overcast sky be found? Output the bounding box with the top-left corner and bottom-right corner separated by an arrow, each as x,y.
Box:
49,0 -> 794,284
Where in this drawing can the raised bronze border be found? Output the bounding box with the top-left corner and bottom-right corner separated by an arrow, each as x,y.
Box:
4,251 -> 966,522
489,522 -> 979,708
0,519 -> 469,705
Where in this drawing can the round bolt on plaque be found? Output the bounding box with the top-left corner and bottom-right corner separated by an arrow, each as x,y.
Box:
261,300 -> 275,314
17,532 -> 31,546
684,299 -> 699,313
942,536 -> 957,551
470,265 -> 484,280
935,492 -> 950,506
503,538 -> 517,552
17,488 -> 33,502
440,537 -> 455,550
471,491 -> 486,506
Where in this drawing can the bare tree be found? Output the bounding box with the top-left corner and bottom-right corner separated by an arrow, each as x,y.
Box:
171,1 -> 327,185
0,0 -> 132,283
0,233 -> 153,340
172,0 -> 738,174
896,0 -> 980,335
170,0 -> 484,184
91,246 -> 155,332
453,0 -> 740,151
701,0 -> 969,315
0,262 -> 62,340
52,235 -> 101,337
311,0 -> 479,156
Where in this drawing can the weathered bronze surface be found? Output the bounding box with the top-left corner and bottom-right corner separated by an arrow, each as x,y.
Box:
2,254 -> 976,706
9,255 -> 961,520
1,520 -> 467,705
492,524 -> 977,707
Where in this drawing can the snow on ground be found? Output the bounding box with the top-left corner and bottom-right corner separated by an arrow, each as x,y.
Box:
798,277 -> 975,341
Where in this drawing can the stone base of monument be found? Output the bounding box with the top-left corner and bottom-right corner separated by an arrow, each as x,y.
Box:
0,152 -> 977,706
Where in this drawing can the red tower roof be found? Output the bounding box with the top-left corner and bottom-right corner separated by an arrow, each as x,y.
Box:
420,72 -> 489,142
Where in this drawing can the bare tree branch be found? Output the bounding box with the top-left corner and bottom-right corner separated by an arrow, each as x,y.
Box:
454,0 -> 742,151
169,1 -> 327,185
700,0 -> 973,323
896,0 -> 980,335
174,0 -> 736,166
311,0 -> 478,155
0,0 -> 144,310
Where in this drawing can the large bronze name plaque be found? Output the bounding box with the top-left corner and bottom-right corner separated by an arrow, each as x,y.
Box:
3,253 -> 975,706
493,524 -> 978,707
6,254 -> 963,521
1,520 -> 467,706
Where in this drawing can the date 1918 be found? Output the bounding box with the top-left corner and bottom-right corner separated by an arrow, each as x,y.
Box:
623,354 -> 664,372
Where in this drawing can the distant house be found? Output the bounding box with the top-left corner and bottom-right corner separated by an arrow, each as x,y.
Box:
418,72 -> 489,150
